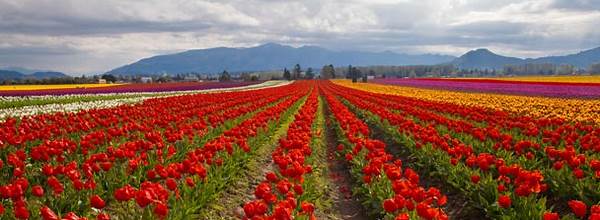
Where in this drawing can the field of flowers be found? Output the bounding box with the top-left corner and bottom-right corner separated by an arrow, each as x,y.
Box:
471,75 -> 600,84
337,80 -> 600,124
0,81 -> 261,96
0,79 -> 598,219
0,84 -> 121,91
371,78 -> 600,98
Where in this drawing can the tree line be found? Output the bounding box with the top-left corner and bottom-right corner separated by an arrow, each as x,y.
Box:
4,61 -> 600,85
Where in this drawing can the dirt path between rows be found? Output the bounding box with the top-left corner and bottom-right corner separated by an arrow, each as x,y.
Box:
323,106 -> 369,220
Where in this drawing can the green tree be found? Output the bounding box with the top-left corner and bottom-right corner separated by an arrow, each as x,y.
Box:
101,74 -> 117,83
293,64 -> 302,80
588,63 -> 600,75
351,66 -> 360,83
347,65 -> 353,79
305,67 -> 314,79
283,68 -> 291,80
320,64 -> 335,79
219,70 -> 231,82
331,65 -> 336,79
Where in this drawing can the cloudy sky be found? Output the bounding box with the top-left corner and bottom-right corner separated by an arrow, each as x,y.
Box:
1,0 -> 599,75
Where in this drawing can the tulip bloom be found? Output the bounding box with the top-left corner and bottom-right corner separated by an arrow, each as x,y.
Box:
498,195 -> 511,208
568,200 -> 587,218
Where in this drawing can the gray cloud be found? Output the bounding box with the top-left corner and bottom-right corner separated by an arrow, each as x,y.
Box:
0,0 -> 599,74
551,0 -> 600,11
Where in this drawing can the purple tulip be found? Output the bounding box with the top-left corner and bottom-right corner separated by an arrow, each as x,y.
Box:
373,78 -> 600,99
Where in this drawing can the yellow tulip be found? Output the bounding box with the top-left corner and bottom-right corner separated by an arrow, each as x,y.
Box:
333,80 -> 600,124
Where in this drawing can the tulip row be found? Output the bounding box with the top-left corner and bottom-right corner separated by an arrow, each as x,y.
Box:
147,82 -> 311,219
0,96 -> 151,120
0,81 -> 313,219
0,81 -> 291,120
0,80 -> 293,148
320,82 -> 448,220
0,81 -> 262,96
332,82 -> 599,203
0,93 -> 150,110
456,75 -> 600,84
243,86 -> 319,219
2,87 -> 287,219
329,81 -> 599,219
373,78 -> 600,98
333,80 -> 600,124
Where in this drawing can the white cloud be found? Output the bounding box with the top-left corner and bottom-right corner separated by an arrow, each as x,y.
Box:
0,0 -> 599,74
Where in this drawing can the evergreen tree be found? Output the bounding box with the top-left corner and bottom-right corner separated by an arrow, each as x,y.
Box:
283,68 -> 291,80
330,65 -> 336,79
347,65 -> 353,79
293,64 -> 302,80
305,67 -> 314,79
351,66 -> 359,83
219,70 -> 231,82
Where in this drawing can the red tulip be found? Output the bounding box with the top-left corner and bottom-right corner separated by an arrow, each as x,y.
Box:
498,195 -> 511,208
568,200 -> 587,218
301,201 -> 315,213
383,198 -> 398,213
32,185 -> 44,197
135,189 -> 154,208
553,161 -> 563,170
470,175 -> 480,184
114,185 -> 135,201
592,205 -> 600,214
438,195 -> 448,206
573,169 -> 585,179
97,213 -> 110,220
345,153 -> 353,161
543,212 -> 560,220
185,177 -> 195,187
90,195 -> 106,209
165,178 -> 177,191
153,202 -> 168,217
266,172 -> 278,182
61,212 -> 81,220
395,213 -> 410,220
450,158 -> 458,166
40,206 -> 59,220
14,205 -> 30,219
497,184 -> 506,192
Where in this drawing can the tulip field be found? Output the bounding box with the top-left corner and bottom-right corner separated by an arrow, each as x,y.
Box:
0,78 -> 599,220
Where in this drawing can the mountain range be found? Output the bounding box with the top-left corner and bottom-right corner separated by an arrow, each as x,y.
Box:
107,43 -> 600,75
107,43 -> 456,75
0,69 -> 69,81
452,47 -> 600,69
2,44 -> 600,79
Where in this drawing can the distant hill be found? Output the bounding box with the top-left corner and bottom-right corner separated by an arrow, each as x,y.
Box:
451,49 -> 522,69
0,70 -> 26,81
452,47 -> 600,69
107,43 -> 456,75
528,47 -> 600,68
0,69 -> 69,81
29,71 -> 69,79
0,67 -> 50,75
